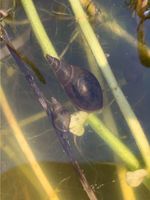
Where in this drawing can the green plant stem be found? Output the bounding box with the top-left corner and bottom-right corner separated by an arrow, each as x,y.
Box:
68,0 -> 150,173
20,0 -> 150,189
20,0 -> 58,58
88,114 -> 140,169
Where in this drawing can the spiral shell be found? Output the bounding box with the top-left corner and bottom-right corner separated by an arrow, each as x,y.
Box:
46,55 -> 103,111
50,97 -> 70,132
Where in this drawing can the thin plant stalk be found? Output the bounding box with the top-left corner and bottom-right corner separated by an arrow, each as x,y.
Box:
0,86 -> 59,200
116,166 -> 137,200
68,0 -> 150,173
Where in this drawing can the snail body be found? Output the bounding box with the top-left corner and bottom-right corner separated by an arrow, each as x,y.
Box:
50,97 -> 70,133
46,55 -> 103,112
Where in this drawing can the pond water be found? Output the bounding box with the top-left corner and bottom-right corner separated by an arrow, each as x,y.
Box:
1,162 -> 150,200
0,0 -> 150,199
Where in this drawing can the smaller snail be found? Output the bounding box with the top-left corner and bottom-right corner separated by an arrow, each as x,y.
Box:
50,97 -> 70,133
46,55 -> 103,112
50,97 -> 98,200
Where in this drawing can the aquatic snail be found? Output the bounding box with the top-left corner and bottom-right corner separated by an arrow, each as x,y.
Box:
50,97 -> 71,133
46,55 -> 103,112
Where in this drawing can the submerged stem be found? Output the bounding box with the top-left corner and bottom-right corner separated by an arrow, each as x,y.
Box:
68,0 -> 150,173
88,114 -> 140,169
20,0 -> 58,57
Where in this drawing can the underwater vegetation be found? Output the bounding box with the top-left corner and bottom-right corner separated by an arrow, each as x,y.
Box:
0,0 -> 150,200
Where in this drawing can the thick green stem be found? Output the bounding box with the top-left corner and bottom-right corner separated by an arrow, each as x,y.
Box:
88,114 -> 140,169
68,0 -> 150,173
20,0 -> 58,57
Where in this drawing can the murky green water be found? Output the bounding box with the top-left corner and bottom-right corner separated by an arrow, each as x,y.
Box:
1,0 -> 150,199
1,162 -> 150,200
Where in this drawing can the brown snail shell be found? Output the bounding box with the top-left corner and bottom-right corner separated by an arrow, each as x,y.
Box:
46,55 -> 103,112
